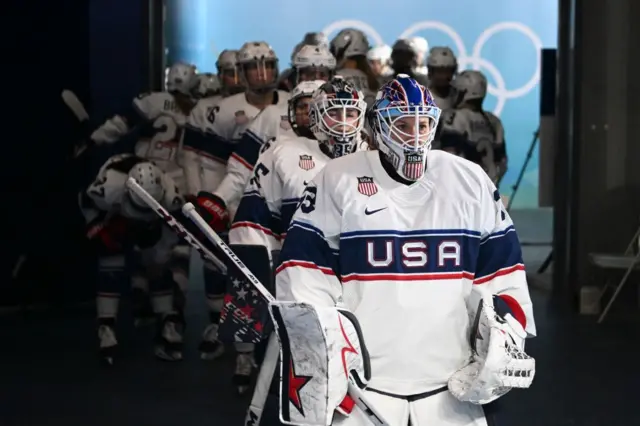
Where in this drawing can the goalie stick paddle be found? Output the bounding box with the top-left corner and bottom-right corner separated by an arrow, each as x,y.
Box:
182,202 -> 391,426
125,178 -> 227,273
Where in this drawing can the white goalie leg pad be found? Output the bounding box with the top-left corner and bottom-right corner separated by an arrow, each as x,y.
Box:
448,293 -> 535,405
269,302 -> 371,426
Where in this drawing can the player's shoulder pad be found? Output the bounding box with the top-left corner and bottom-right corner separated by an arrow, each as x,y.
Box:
430,149 -> 488,192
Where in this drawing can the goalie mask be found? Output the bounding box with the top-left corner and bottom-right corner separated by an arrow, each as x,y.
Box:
292,44 -> 336,84
369,74 -> 441,181
309,76 -> 367,159
165,62 -> 198,95
216,49 -> 244,95
288,80 -> 325,139
237,41 -> 279,94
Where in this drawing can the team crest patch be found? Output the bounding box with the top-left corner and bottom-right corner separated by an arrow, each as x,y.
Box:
280,115 -> 291,130
357,176 -> 378,196
234,110 -> 248,124
298,155 -> 315,170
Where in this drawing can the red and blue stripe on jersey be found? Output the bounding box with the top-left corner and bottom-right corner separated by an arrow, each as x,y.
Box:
231,190 -> 301,240
276,221 -> 525,284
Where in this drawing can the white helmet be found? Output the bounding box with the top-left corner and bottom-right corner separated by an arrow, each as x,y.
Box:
367,45 -> 392,63
330,29 -> 370,66
216,49 -> 238,72
293,44 -> 336,70
427,46 -> 457,69
292,44 -> 336,84
453,70 -> 488,104
192,73 -> 221,99
166,62 -> 198,95
287,80 -> 325,137
411,37 -> 429,57
309,76 -> 367,158
126,162 -> 165,209
216,50 -> 243,95
237,41 -> 279,92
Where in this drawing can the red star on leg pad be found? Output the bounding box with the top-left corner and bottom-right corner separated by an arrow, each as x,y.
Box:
288,359 -> 312,416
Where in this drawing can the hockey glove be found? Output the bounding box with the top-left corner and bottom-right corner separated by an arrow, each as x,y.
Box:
86,214 -> 129,254
196,191 -> 229,233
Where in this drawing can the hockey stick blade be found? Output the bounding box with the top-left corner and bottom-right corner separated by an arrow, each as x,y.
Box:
61,90 -> 89,122
182,202 -> 391,426
125,178 -> 226,273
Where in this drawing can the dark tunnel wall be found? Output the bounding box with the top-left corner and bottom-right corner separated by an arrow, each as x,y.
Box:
3,0 -> 154,307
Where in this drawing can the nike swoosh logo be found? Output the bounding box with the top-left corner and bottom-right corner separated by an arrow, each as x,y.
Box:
364,207 -> 387,215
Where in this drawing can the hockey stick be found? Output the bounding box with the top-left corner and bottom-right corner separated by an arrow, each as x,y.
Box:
125,178 -> 226,273
182,202 -> 390,426
61,89 -> 94,158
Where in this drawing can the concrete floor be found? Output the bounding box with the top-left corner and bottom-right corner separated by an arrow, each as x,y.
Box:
1,208 -> 638,426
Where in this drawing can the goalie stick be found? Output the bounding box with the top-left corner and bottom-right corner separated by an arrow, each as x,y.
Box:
182,202 -> 391,426
125,178 -> 226,273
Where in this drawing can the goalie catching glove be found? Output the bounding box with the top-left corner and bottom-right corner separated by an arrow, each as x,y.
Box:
268,302 -> 371,426
448,292 -> 535,405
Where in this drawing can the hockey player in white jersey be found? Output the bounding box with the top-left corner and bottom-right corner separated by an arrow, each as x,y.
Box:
79,154 -> 187,365
440,70 -> 507,183
216,49 -> 245,97
427,46 -> 458,110
91,62 -> 198,145
222,76 -> 366,394
269,75 -> 535,425
330,29 -> 380,94
190,80 -> 323,367
203,46 -> 336,234
182,41 -> 289,198
181,41 -> 289,360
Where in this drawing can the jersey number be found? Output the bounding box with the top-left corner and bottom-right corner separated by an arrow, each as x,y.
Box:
249,163 -> 270,189
298,186 -> 317,214
259,137 -> 276,155
146,116 -> 180,161
206,106 -> 219,124
444,112 -> 456,126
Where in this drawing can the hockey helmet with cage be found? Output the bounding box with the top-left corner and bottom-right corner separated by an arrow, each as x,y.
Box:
166,62 -> 198,95
368,74 -> 441,181
237,41 -> 279,93
309,76 -> 367,158
216,49 -> 243,95
292,44 -> 336,84
452,70 -> 487,105
192,72 -> 222,99
126,162 -> 165,209
427,46 -> 457,69
330,29 -> 370,67
287,80 -> 325,139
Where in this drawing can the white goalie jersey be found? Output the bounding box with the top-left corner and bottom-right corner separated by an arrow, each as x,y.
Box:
181,90 -> 290,195
275,149 -> 535,396
229,136 -> 330,256
214,103 -> 296,212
